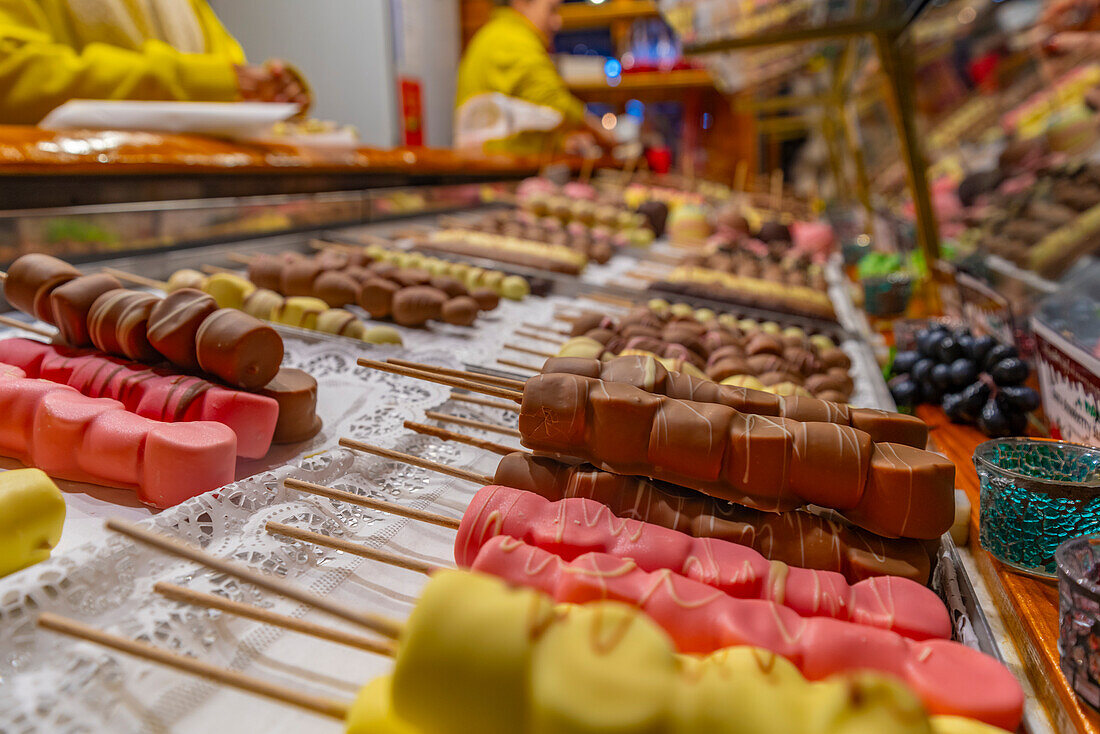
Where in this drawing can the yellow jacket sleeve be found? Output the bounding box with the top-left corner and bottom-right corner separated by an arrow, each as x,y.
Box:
0,0 -> 245,124
507,41 -> 585,127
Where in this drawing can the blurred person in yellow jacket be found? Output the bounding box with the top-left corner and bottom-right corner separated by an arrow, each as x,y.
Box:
0,0 -> 310,124
455,0 -> 613,155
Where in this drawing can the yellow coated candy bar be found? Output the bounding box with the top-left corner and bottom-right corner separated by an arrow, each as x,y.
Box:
271,297 -> 328,330
346,677 -> 417,734
201,272 -> 256,311
392,569 -> 555,734
0,468 -> 65,577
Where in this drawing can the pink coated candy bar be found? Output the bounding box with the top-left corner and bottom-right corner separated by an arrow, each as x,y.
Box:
471,535 -> 1023,731
0,338 -> 277,459
0,371 -> 236,508
455,485 -> 950,642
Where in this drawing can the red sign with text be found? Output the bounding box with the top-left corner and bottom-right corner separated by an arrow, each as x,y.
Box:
399,77 -> 424,146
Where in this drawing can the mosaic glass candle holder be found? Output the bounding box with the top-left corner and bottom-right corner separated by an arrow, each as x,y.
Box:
1056,534 -> 1100,710
974,438 -> 1100,577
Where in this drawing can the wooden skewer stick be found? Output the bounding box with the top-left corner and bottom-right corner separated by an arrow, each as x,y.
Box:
154,582 -> 396,657
582,293 -> 636,308
266,522 -> 440,577
105,518 -> 403,640
338,437 -> 493,485
513,329 -> 565,345
522,322 -> 571,337
385,358 -> 525,390
496,358 -> 539,373
201,264 -> 234,275
449,393 -> 520,413
284,477 -> 460,530
407,421 -> 529,459
226,253 -> 255,266
424,410 -> 520,438
356,358 -> 522,402
37,612 -> 351,720
0,314 -> 55,338
101,267 -> 168,290
503,343 -> 554,359
404,420 -> 515,457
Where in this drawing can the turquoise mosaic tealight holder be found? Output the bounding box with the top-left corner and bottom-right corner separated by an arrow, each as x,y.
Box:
975,438 -> 1100,578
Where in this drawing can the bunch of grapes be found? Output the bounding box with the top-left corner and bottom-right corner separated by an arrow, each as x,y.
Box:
889,325 -> 1039,437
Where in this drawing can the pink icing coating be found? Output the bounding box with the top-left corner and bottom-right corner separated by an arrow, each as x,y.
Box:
0,370 -> 236,508
0,338 -> 277,459
454,485 -> 950,642
470,535 -> 1023,731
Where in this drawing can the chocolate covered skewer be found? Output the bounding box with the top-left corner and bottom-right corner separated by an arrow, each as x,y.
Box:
357,359 -> 953,539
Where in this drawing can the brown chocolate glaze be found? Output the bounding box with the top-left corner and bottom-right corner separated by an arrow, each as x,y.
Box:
87,290 -> 161,361
517,371 -> 952,538
195,309 -> 283,389
469,288 -> 500,312
441,296 -> 479,326
492,452 -> 931,584
4,253 -> 80,322
391,286 -> 447,327
247,254 -> 285,291
313,271 -> 359,308
147,288 -> 218,370
49,273 -> 122,347
358,278 -> 400,318
256,368 -> 321,443
541,355 -> 927,448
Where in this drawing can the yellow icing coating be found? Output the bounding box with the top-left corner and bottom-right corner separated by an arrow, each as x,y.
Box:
368,572 -> 1006,734
392,570 -> 555,734
271,297 -> 328,330
165,268 -> 206,293
201,272 -> 256,311
0,468 -> 65,578
363,326 -> 404,345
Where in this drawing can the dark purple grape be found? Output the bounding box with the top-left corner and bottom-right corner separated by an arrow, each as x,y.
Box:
978,398 -> 1010,436
892,350 -> 920,376
958,381 -> 991,419
918,381 -> 943,405
890,379 -> 919,409
990,358 -> 1028,386
999,385 -> 1041,412
936,335 -> 964,362
942,392 -> 969,423
968,334 -> 997,364
931,363 -> 953,390
983,344 -> 1018,371
949,358 -> 977,388
956,335 -> 975,358
911,358 -> 935,384
917,329 -> 945,357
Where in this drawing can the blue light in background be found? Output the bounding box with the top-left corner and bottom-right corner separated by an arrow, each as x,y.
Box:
702,112 -> 713,130
626,99 -> 645,118
604,57 -> 622,80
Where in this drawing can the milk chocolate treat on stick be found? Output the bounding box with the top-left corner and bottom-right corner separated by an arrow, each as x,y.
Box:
313,270 -> 359,308
49,273 -> 122,347
358,279 -> 399,318
87,290 -> 161,362
4,253 -> 79,321
441,296 -> 479,326
391,286 -> 446,326
257,368 -> 322,443
491,451 -> 931,583
518,372 -> 952,538
543,355 -> 928,448
146,288 -> 218,370
195,309 -> 283,389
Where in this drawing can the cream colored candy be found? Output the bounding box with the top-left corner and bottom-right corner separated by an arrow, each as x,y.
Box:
810,334 -> 836,352
363,326 -> 403,345
693,308 -> 716,323
345,677 -> 417,734
761,321 -> 781,335
647,298 -> 670,315
272,297 -> 328,330
738,319 -> 760,331
0,468 -> 65,578
500,275 -> 530,300
721,374 -> 765,390
201,272 -> 255,311
669,302 -> 694,318
165,269 -> 206,293
315,308 -> 367,339
557,337 -> 605,360
241,288 -> 284,320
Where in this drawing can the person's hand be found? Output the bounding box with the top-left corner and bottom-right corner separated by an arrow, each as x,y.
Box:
1041,0 -> 1100,30
235,60 -> 311,110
